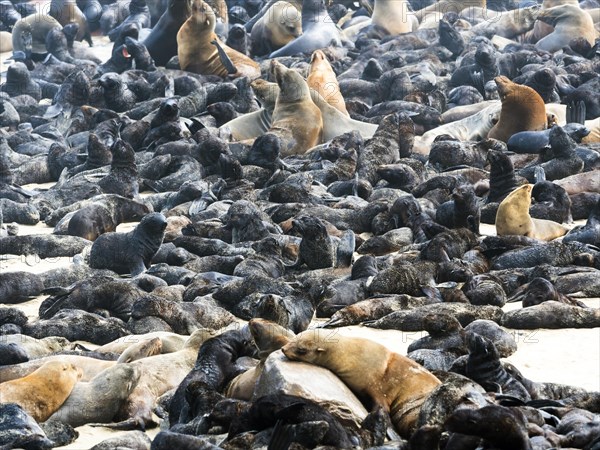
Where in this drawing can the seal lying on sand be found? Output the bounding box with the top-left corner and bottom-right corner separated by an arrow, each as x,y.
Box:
282,329 -> 441,437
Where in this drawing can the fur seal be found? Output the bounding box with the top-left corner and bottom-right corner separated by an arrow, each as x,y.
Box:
177,0 -> 260,79
11,14 -> 63,57
47,364 -> 142,427
49,0 -> 92,45
250,0 -> 302,56
143,0 -> 192,66
372,0 -> 416,34
268,60 -> 323,156
308,50 -> 348,116
0,361 -> 82,422
0,403 -> 54,449
495,184 -> 568,241
536,4 -> 596,52
269,0 -> 341,58
487,77 -> 547,143
89,212 -> 167,275
282,329 -> 441,437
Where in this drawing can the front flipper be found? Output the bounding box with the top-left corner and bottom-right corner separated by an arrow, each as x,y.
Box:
566,100 -> 586,125
211,40 -> 238,75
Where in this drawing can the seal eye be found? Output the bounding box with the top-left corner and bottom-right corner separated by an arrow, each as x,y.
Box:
295,348 -> 308,355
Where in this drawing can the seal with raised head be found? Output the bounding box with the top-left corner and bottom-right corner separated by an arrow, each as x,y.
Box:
282,329 -> 441,438
487,76 -> 547,143
0,361 -> 82,422
88,212 -> 167,275
268,60 -> 323,156
495,184 -> 568,241
177,0 -> 260,79
307,50 -> 348,116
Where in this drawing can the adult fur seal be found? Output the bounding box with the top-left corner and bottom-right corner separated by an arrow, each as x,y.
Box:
11,14 -> 63,57
495,184 -> 568,240
487,76 -> 547,143
268,60 -> 323,156
307,50 -> 349,116
88,212 -> 167,275
143,0 -> 192,66
0,361 -> 82,422
177,0 -> 260,79
282,329 -> 441,437
535,4 -> 596,52
249,0 -> 301,56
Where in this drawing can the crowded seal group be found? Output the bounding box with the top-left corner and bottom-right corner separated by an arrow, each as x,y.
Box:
0,0 -> 599,447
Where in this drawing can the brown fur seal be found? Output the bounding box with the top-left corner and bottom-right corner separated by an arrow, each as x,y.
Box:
282,329 -> 441,438
487,76 -> 547,143
268,60 -> 323,156
11,14 -> 63,56
307,50 -> 349,116
535,4 -> 596,52
50,0 -> 92,45
177,0 -> 260,79
495,184 -> 568,240
0,361 -> 82,422
250,1 -> 302,56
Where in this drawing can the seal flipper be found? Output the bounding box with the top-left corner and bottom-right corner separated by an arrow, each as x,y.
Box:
129,258 -> 147,277
211,40 -> 238,75
268,419 -> 293,450
534,166 -> 546,183
566,100 -> 586,125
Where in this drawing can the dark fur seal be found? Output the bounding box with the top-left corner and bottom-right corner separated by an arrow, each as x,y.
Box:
0,272 -> 44,304
502,301 -> 600,329
0,234 -> 91,258
143,0 -> 192,66
89,212 -> 167,275
563,197 -> 600,245
445,405 -> 532,450
0,403 -> 54,449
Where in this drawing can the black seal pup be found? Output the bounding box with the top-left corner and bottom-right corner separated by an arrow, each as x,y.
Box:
89,212 -> 167,275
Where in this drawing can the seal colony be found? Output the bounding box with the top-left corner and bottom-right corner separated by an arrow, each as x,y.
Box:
0,0 -> 599,447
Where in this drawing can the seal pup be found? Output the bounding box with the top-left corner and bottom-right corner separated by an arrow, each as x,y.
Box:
495,184 -> 568,240
177,0 -> 260,79
88,212 -> 167,275
249,0 -> 302,56
307,50 -> 349,116
0,361 -> 82,422
282,329 -> 441,437
488,76 -> 547,143
268,60 -> 323,156
535,4 -> 596,52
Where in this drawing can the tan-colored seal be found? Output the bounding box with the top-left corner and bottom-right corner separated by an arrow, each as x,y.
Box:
11,14 -> 63,55
177,0 -> 260,79
468,5 -> 540,39
117,337 -> 163,363
487,76 -> 547,143
95,332 -> 189,355
219,79 -> 280,141
0,360 -> 82,422
307,50 -> 349,116
413,0 -> 485,25
372,0 -> 417,34
495,184 -> 569,240
281,329 -> 441,438
0,355 -> 115,383
269,60 -> 323,156
535,4 -> 596,52
226,318 -> 295,400
250,1 -> 302,56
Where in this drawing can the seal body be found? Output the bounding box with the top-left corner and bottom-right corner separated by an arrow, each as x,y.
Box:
495,184 -> 568,240
177,0 -> 260,79
536,4 -> 596,52
488,76 -> 547,143
282,329 -> 441,437
268,60 -> 323,156
12,14 -> 63,56
307,50 -> 348,116
0,361 -> 82,422
89,212 -> 167,275
143,0 -> 192,66
250,1 -> 301,56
